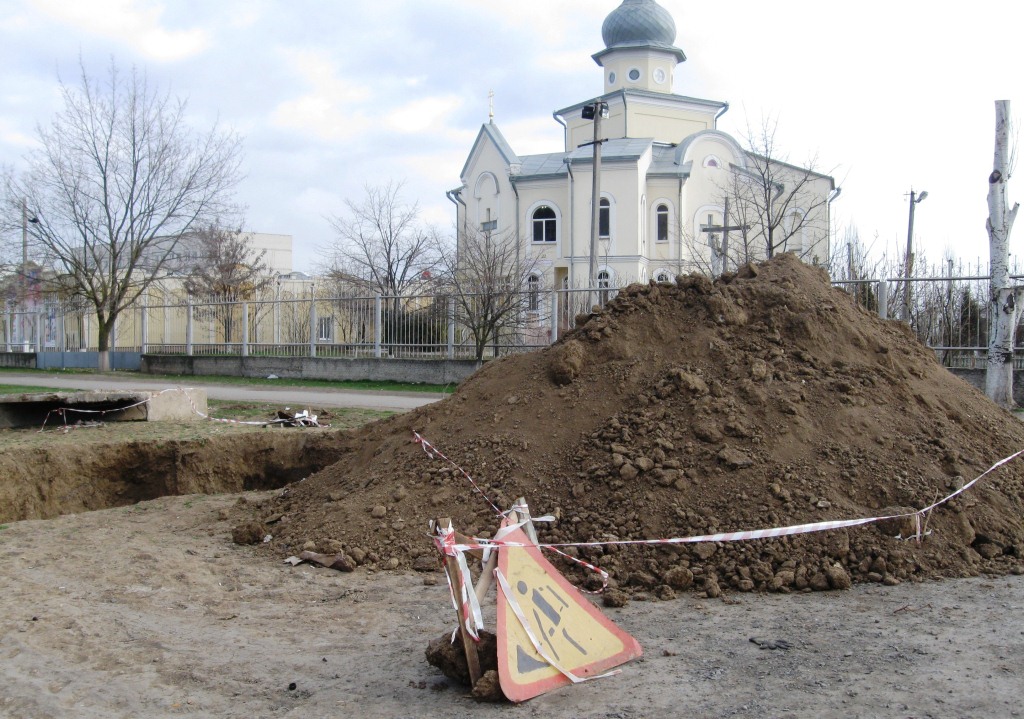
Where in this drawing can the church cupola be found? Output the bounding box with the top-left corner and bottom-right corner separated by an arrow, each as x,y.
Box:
592,0 -> 686,95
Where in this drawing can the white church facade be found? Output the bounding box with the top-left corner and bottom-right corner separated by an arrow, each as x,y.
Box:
449,0 -> 837,295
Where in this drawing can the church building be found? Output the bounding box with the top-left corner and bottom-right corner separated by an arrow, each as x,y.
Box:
449,0 -> 837,295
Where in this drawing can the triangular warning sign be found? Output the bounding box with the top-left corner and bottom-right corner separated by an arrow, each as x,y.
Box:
496,524 -> 642,702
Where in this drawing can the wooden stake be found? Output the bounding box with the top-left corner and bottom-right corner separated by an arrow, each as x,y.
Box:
513,497 -> 540,545
435,517 -> 482,687
474,508 -> 518,603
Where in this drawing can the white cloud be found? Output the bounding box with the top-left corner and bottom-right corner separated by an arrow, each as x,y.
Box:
0,119 -> 36,148
384,95 -> 464,135
30,0 -> 209,62
270,49 -> 373,140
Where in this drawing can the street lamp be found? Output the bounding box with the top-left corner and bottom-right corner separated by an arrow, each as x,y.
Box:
20,199 -> 39,349
581,101 -> 609,309
901,189 -> 928,322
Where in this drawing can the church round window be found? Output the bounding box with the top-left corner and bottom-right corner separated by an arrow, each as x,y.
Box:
608,71 -> 616,85
653,68 -> 666,84
628,68 -> 641,82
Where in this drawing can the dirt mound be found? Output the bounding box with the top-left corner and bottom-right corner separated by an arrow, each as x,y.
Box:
260,254 -> 1024,597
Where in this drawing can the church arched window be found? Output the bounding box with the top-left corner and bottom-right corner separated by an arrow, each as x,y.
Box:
656,204 -> 670,243
532,206 -> 557,243
527,274 -> 540,312
598,270 -> 611,306
599,198 -> 611,238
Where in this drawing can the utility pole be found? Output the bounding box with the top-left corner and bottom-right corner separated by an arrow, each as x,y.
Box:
581,101 -> 607,309
901,189 -> 927,322
20,199 -> 38,349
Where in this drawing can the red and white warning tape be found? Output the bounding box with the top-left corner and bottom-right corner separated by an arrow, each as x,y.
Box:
434,523 -> 485,641
416,430 -> 1024,587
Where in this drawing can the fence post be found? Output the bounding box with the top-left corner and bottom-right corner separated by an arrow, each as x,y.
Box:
877,281 -> 888,320
140,298 -> 149,354
4,310 -> 10,352
549,288 -> 559,344
186,301 -> 194,356
374,294 -> 382,358
447,296 -> 455,359
309,299 -> 317,358
58,307 -> 66,352
241,302 -> 249,357
36,311 -> 43,352
274,291 -> 281,344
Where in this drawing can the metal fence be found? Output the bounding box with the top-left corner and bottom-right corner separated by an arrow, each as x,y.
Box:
830,258 -> 1011,369
1,265 -> 1019,368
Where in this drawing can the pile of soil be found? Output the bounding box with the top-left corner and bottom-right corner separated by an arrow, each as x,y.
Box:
257,253 -> 1024,598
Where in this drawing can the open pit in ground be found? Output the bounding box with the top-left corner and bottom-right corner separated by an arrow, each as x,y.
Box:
0,429 -> 350,524
250,253 -> 1024,600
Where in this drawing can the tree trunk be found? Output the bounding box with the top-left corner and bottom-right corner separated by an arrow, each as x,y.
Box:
96,313 -> 113,372
985,100 -> 1021,408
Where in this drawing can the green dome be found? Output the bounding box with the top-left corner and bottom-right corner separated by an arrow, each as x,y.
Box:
601,0 -> 677,50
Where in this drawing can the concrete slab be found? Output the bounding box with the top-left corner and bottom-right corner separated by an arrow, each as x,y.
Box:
0,389 -> 207,429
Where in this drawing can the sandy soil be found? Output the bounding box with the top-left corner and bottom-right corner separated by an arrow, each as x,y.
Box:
2,490 -> 1022,719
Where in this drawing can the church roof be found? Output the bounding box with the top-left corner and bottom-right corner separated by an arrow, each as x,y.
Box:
593,0 -> 686,65
554,88 -> 726,119
516,153 -> 569,180
567,137 -> 654,163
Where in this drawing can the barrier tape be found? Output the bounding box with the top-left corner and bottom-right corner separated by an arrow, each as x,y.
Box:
433,523 -> 484,642
414,431 -> 503,516
416,429 -> 1024,581
415,431 -> 614,591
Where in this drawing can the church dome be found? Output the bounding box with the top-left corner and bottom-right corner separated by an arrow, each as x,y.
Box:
601,0 -> 677,50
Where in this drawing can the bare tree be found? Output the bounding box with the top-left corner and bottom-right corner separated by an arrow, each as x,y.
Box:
826,223 -> 885,311
985,100 -> 1021,408
438,228 -> 546,361
181,226 -> 272,298
4,59 -> 242,368
682,118 -> 834,277
325,181 -> 438,300
733,116 -> 834,262
181,225 -> 273,343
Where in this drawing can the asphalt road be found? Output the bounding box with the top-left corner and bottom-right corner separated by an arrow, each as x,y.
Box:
0,373 -> 447,412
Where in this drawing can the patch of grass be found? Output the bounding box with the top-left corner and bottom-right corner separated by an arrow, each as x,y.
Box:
0,384 -> 71,394
0,367 -> 455,395
0,524 -> 7,531
206,399 -> 393,427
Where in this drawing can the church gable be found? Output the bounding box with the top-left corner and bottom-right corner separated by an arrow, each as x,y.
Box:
459,123 -> 520,184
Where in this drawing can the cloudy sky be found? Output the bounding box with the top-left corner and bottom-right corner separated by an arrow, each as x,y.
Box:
1,0 -> 1022,274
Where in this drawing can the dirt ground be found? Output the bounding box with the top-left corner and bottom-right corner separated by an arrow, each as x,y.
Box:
1,490 -> 1022,719
4,254 -> 1024,717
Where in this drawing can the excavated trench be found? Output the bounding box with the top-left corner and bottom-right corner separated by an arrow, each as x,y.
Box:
0,431 -> 347,523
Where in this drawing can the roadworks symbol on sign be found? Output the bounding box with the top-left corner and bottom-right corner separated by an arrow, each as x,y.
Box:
496,524 -> 642,702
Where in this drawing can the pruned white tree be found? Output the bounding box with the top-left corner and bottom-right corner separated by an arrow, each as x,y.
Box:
5,59 -> 242,369
984,99 -> 1021,408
